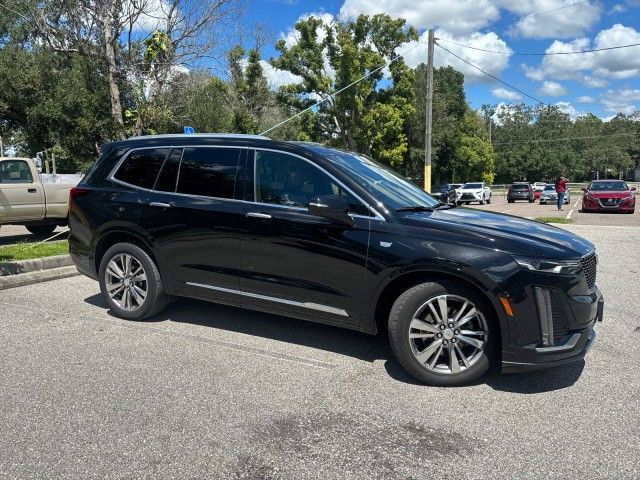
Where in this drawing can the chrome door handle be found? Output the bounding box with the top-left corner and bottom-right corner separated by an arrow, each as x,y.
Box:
149,202 -> 172,208
246,212 -> 272,219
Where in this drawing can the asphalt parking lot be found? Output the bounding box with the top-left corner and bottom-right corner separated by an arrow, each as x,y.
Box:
0,225 -> 69,246
1,224 -> 639,479
466,194 -> 640,227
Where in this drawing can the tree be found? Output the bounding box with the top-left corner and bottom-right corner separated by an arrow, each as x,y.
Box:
454,110 -> 494,183
271,14 -> 418,166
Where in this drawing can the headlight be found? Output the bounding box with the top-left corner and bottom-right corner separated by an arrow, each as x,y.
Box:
513,256 -> 581,274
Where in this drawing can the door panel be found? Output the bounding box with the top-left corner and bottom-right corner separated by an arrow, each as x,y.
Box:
0,160 -> 44,222
239,150 -> 371,327
138,147 -> 247,305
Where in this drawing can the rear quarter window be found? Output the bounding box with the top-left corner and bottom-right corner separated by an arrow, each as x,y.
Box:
113,148 -> 170,189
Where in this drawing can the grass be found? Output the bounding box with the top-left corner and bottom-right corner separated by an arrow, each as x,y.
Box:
534,217 -> 575,224
0,240 -> 69,262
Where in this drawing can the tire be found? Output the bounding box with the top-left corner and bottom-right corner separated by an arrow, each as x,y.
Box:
26,224 -> 56,236
528,198 -> 534,203
479,196 -> 485,205
507,199 -> 514,203
388,281 -> 497,386
487,195 -> 491,204
98,242 -> 168,320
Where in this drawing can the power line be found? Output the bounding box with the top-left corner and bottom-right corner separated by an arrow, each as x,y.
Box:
260,38 -> 425,135
488,1 -> 590,31
492,132 -> 640,146
437,38 -> 640,56
435,43 -> 545,104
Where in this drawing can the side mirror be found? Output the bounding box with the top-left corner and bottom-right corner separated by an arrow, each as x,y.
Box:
631,187 -> 637,191
308,195 -> 355,226
581,187 -> 587,192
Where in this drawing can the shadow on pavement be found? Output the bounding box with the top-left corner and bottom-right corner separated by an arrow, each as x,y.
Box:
84,293 -> 586,392
0,230 -> 69,246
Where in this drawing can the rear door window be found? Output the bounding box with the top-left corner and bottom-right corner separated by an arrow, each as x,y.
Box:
113,148 -> 170,189
176,147 -> 242,199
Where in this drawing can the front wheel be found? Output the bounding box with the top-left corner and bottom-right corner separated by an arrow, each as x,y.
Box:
479,196 -> 485,205
388,282 -> 496,386
487,195 -> 491,204
99,243 -> 168,320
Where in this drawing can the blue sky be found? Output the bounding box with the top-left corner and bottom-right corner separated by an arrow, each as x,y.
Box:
239,0 -> 640,119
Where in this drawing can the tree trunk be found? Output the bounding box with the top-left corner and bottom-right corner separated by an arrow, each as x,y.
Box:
104,32 -> 125,138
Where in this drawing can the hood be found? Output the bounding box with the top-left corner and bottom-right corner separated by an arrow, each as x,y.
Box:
585,190 -> 633,199
401,207 -> 593,259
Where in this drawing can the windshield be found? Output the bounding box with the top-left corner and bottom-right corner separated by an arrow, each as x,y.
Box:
589,181 -> 628,191
305,145 -> 439,210
543,185 -> 555,191
463,183 -> 483,189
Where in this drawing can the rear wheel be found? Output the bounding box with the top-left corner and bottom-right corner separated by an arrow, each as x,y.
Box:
26,224 -> 56,236
99,242 -> 168,320
388,282 -> 496,386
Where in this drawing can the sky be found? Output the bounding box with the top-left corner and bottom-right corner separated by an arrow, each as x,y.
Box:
238,0 -> 640,119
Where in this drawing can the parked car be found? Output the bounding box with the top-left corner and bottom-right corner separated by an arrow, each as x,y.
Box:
582,180 -> 636,213
69,134 -> 603,386
507,182 -> 534,203
434,183 -> 462,204
540,184 -> 571,205
456,182 -> 491,205
0,157 -> 82,235
532,182 -> 546,192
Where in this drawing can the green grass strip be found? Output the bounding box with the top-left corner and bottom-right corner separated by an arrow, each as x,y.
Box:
534,217 -> 575,224
0,240 -> 69,261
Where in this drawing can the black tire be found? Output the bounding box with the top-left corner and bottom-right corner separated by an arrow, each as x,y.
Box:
528,198 -> 534,203
456,201 -> 462,206
479,196 -> 485,205
26,224 -> 56,236
98,242 -> 167,320
388,281 -> 497,386
507,199 -> 514,203
487,196 -> 491,204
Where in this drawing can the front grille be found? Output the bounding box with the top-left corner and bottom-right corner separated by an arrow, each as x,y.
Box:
461,193 -> 475,200
581,252 -> 597,288
599,198 -> 620,207
550,292 -> 569,344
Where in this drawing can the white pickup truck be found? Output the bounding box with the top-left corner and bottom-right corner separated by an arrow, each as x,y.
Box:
0,157 -> 82,235
456,182 -> 492,205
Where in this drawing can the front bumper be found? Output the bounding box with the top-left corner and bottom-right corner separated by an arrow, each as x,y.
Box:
501,286 -> 603,373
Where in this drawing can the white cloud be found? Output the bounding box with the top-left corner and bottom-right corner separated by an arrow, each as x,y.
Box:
539,81 -> 566,96
601,89 -> 640,114
555,101 -> 584,119
500,1 -> 601,39
521,24 -> 640,83
492,87 -> 522,101
280,12 -> 335,48
259,60 -> 303,89
125,0 -> 171,32
576,95 -> 595,103
339,0 -> 500,34
609,4 -> 627,14
401,30 -> 512,83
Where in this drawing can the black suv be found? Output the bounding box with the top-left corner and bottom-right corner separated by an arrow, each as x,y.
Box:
69,134 -> 603,386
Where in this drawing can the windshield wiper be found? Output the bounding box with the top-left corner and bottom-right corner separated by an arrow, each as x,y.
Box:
395,205 -> 436,212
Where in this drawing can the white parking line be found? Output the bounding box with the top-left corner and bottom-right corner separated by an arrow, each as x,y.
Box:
573,199 -> 580,208
566,209 -> 573,220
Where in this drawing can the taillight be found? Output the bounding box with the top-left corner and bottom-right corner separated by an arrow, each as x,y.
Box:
69,187 -> 91,208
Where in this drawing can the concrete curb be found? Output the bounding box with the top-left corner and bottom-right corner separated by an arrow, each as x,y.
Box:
0,254 -> 74,276
0,265 -> 80,290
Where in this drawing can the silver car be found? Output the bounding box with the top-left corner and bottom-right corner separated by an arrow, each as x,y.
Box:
539,184 -> 570,204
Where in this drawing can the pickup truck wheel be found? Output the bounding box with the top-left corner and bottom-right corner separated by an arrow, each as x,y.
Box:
388,282 -> 496,386
99,243 -> 167,321
26,225 -> 57,236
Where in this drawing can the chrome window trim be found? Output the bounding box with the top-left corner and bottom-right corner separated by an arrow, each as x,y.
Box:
186,282 -> 349,317
106,144 -> 385,221
253,147 -> 385,221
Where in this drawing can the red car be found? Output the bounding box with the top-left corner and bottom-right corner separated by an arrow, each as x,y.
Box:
581,180 -> 636,213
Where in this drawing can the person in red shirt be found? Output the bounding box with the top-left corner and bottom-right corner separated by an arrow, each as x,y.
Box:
555,174 -> 568,211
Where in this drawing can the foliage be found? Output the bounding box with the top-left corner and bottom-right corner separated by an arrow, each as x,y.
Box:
534,217 -> 575,224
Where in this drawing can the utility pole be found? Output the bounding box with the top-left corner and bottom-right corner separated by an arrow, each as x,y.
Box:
0,135 -> 3,157
424,29 -> 435,193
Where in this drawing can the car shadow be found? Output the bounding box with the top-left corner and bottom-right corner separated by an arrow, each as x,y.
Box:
0,230 -> 69,246
84,293 -> 586,392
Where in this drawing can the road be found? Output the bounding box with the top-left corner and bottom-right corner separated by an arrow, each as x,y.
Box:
0,225 -> 68,246
466,195 -> 640,227
1,225 -> 639,479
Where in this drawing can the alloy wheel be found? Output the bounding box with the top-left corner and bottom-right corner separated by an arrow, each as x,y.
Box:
408,294 -> 487,374
104,253 -> 148,311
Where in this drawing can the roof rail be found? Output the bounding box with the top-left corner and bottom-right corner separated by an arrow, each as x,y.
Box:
126,133 -> 270,141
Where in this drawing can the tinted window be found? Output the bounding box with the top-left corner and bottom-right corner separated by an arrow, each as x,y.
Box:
463,183 -> 483,189
155,148 -> 183,192
254,150 -> 370,216
511,184 -> 529,190
177,147 -> 241,199
114,148 -> 169,189
589,181 -> 628,191
0,160 -> 33,183
543,185 -> 555,191
303,146 -> 439,210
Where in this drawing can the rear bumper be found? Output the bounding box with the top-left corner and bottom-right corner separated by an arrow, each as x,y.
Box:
501,287 -> 603,373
